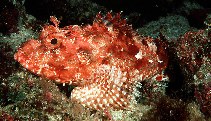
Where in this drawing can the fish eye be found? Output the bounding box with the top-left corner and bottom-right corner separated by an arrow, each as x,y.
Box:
51,38 -> 57,45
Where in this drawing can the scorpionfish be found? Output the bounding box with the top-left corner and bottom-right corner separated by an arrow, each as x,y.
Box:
14,12 -> 168,111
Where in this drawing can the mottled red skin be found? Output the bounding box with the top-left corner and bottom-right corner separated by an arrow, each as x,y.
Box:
14,13 -> 167,111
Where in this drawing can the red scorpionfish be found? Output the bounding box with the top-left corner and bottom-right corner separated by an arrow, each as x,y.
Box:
14,12 -> 168,111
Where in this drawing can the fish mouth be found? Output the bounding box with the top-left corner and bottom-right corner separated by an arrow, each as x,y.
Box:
14,49 -> 29,68
14,39 -> 43,73
14,45 -> 59,80
14,50 -> 38,74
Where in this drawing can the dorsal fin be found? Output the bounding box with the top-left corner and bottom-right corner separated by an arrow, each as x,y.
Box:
94,12 -> 134,37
